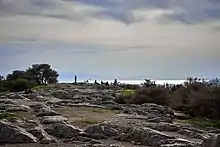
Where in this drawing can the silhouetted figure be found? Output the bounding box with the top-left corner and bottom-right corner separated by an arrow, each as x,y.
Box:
113,79 -> 118,86
94,80 -> 98,85
101,81 -> 104,85
74,75 -> 77,84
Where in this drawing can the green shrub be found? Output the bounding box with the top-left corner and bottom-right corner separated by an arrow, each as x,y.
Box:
115,87 -> 171,106
120,89 -> 135,96
32,85 -> 49,91
131,87 -> 171,106
114,82 -> 220,120
11,78 -> 30,92
115,95 -> 132,104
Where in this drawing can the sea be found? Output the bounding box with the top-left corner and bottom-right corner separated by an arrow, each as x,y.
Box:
59,79 -> 187,85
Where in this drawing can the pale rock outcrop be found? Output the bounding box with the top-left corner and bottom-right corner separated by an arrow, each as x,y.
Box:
0,120 -> 37,143
41,115 -> 68,124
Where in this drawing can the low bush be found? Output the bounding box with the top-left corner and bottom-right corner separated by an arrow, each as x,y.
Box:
131,87 -> 171,106
10,78 -> 31,92
115,83 -> 220,120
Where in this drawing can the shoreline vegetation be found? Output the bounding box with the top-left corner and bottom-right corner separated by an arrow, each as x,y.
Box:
1,63 -> 220,128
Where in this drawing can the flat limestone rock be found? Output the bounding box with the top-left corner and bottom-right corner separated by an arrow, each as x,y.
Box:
41,116 -> 68,124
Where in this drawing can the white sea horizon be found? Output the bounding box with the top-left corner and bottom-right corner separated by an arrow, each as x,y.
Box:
59,79 -> 187,85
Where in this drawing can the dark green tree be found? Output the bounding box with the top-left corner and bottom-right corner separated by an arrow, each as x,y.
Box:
26,64 -> 59,85
6,70 -> 26,81
0,75 -> 4,81
142,79 -> 156,87
0,75 -> 4,92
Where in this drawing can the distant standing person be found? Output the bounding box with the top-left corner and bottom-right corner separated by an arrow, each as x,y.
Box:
74,75 -> 77,84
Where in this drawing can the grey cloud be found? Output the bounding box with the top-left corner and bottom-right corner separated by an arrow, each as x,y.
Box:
0,0 -> 134,24
1,0 -> 220,24
72,0 -> 220,24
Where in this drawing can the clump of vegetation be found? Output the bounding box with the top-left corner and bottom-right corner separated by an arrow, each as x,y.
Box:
115,78 -> 220,120
179,118 -> 220,129
131,87 -> 171,106
0,63 -> 59,92
32,85 -> 50,92
120,89 -> 135,96
0,112 -> 17,120
116,87 -> 171,106
10,78 -> 31,92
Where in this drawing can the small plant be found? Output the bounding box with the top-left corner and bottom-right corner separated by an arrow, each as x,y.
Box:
120,89 -> 135,96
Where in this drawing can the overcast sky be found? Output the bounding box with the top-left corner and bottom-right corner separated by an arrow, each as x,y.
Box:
0,0 -> 220,81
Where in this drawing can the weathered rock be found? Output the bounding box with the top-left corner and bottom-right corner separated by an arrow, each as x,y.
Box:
29,103 -> 46,109
177,127 -> 209,140
0,96 -> 6,99
110,144 -> 120,147
45,122 -> 82,139
41,116 -> 68,124
67,103 -> 106,109
104,104 -> 124,110
6,105 -> 29,112
29,126 -> 56,144
160,143 -> 198,147
174,111 -> 190,120
0,120 -> 37,143
123,103 -> 174,123
201,134 -> 220,147
84,124 -> 119,138
116,126 -> 174,146
36,106 -> 60,117
92,144 -> 106,147
161,138 -> 200,147
77,136 -> 103,144
51,90 -> 72,99
156,122 -> 179,132
8,93 -> 27,99
0,99 -> 13,104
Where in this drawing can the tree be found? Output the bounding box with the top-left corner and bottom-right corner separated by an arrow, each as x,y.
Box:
6,70 -> 26,81
26,64 -> 59,85
0,75 -> 4,81
0,75 -> 5,92
0,75 -> 10,92
142,79 -> 156,87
